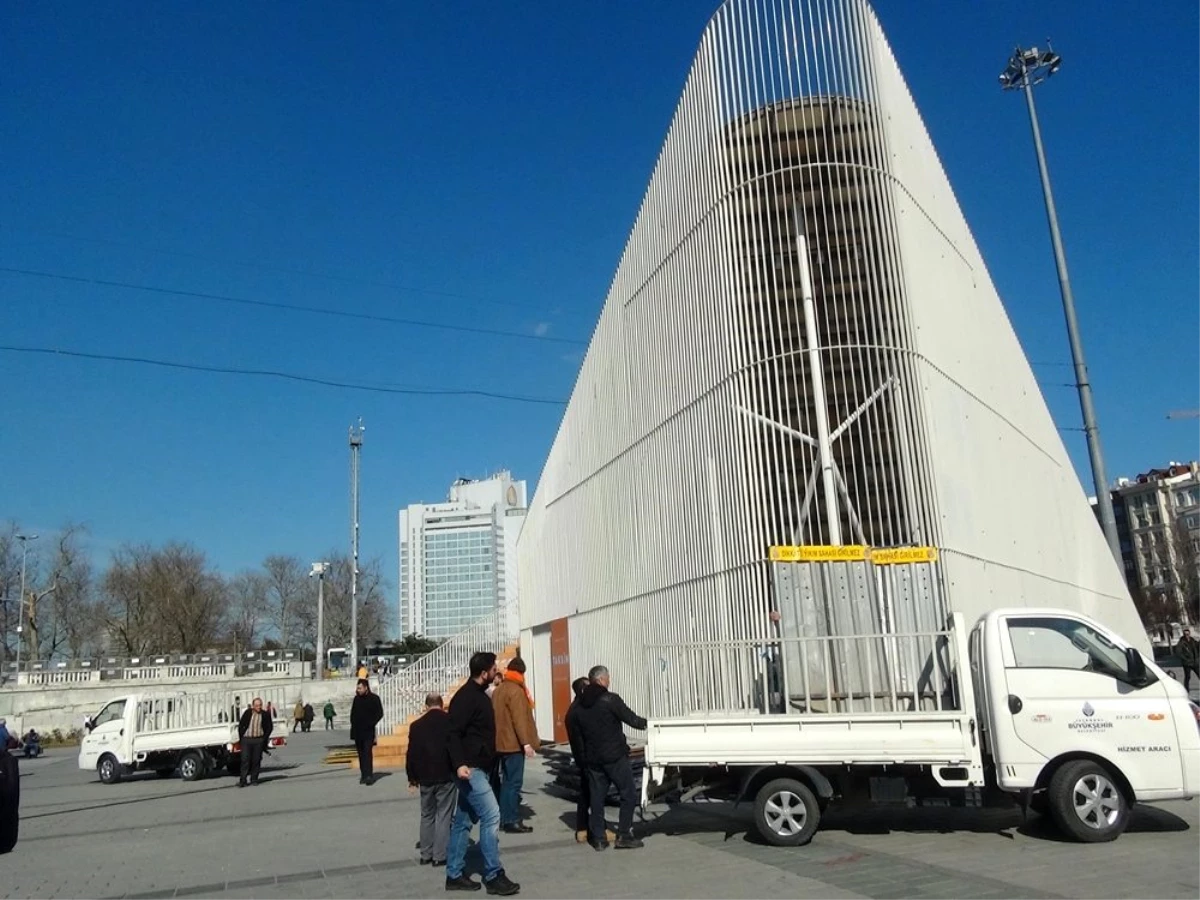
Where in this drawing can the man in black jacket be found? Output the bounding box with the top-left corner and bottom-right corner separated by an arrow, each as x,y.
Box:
236,696 -> 273,788
444,651 -> 520,896
0,737 -> 17,854
573,665 -> 646,850
564,676 -> 614,845
350,678 -> 384,786
407,693 -> 455,867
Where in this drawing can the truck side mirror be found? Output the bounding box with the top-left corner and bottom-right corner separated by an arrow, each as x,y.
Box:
1125,647 -> 1148,685
84,716 -> 94,732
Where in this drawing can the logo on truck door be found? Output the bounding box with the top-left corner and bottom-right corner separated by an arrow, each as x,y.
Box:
1068,702 -> 1112,731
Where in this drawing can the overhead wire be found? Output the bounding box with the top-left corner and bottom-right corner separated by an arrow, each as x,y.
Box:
0,266 -> 587,346
0,344 -> 568,406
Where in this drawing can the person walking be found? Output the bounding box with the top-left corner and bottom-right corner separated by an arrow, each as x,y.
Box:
573,665 -> 646,851
237,697 -> 273,788
303,702 -> 315,733
323,700 -> 336,730
350,678 -> 384,786
1176,628 -> 1200,694
444,651 -> 520,896
564,676 -> 616,845
407,693 -> 456,868
292,700 -> 305,734
492,658 -> 539,834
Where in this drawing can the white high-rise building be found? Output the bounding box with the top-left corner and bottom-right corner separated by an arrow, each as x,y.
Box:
399,471 -> 527,641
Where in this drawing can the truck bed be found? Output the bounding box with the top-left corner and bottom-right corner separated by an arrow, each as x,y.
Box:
645,710 -> 980,768
131,723 -> 238,755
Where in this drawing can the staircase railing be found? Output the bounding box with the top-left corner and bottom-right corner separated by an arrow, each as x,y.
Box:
376,609 -> 513,732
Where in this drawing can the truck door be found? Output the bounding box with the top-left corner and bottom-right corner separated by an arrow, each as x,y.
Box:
1000,615 -> 1183,794
79,699 -> 128,770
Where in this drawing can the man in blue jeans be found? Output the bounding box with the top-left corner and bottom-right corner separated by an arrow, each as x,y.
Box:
444,651 -> 520,896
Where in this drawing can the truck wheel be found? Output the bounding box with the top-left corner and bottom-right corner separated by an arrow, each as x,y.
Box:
97,755 -> 123,785
1047,760 -> 1130,843
753,778 -> 820,847
179,751 -> 205,782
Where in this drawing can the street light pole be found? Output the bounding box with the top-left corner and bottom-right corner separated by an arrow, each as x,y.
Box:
1000,45 -> 1120,563
15,533 -> 37,677
349,420 -> 364,674
311,561 -> 329,680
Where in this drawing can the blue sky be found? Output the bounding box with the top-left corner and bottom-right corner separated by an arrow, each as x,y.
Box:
3,1 -> 1196,631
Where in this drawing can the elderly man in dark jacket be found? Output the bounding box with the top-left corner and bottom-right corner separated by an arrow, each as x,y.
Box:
573,665 -> 647,851
236,696 -> 274,787
407,693 -> 455,867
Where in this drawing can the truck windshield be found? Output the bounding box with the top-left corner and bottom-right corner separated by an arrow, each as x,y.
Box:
93,699 -> 127,727
1007,617 -> 1133,682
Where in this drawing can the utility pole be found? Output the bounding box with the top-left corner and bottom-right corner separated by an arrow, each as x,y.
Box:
15,533 -> 37,678
349,420 -> 364,673
1000,44 -> 1120,563
310,561 -> 329,680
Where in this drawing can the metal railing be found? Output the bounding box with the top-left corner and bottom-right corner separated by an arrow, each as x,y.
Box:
125,686 -> 296,733
377,610 -> 513,732
643,627 -> 960,719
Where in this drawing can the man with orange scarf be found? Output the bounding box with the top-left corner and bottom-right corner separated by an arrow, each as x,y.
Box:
492,657 -> 539,833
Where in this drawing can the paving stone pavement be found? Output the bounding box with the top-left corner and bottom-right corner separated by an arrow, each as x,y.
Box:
4,731 -> 1197,899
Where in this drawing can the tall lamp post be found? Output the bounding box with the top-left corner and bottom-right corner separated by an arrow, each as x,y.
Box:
310,561 -> 329,680
1000,44 -> 1120,563
15,533 -> 38,677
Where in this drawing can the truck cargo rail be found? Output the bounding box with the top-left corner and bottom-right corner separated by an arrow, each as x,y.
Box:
643,626 -> 958,719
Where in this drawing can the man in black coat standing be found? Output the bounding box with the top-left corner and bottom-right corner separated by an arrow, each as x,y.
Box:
573,665 -> 646,851
237,696 -> 273,788
350,678 -> 384,786
406,692 -> 455,867
564,676 -> 614,845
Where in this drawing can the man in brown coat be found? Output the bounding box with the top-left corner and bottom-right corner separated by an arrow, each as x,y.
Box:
492,657 -> 539,834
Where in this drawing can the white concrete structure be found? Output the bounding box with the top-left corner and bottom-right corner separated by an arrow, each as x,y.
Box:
398,472 -> 527,640
516,0 -> 1140,740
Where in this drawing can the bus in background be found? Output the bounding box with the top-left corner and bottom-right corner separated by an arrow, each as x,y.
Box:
326,647 -> 348,674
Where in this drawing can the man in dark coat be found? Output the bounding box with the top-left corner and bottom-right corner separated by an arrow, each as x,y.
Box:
406,693 -> 455,867
0,736 -> 17,854
564,676 -> 614,845
236,696 -> 274,787
350,678 -> 384,786
573,665 -> 646,851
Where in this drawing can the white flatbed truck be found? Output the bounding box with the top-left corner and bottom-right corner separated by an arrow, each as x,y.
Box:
642,608 -> 1200,844
79,689 -> 289,784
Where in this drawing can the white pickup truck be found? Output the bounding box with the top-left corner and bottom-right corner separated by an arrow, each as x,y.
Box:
642,608 -> 1200,844
79,690 -> 289,784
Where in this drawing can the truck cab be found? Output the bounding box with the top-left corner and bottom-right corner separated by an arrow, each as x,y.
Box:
973,608 -> 1200,836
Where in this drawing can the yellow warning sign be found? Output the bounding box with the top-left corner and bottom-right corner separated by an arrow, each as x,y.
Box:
769,545 -> 869,563
871,547 -> 939,565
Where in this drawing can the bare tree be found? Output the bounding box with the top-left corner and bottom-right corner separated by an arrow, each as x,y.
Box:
263,555 -> 308,648
1132,585 -> 1178,644
99,542 -> 228,655
319,553 -> 390,651
36,525 -> 97,660
227,571 -> 271,650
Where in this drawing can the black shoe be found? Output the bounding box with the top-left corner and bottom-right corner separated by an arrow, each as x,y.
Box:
588,839 -> 608,851
415,841 -> 421,849
432,860 -> 446,868
501,823 -> 532,834
237,780 -> 246,788
420,858 -> 432,866
445,875 -> 481,892
484,872 -> 520,896
364,776 -> 375,786
250,780 -> 260,786
614,834 -> 643,849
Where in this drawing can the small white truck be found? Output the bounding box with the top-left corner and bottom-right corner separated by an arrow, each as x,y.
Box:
641,608 -> 1200,844
78,689 -> 289,784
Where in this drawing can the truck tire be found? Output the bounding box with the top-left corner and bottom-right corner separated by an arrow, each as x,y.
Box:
753,777 -> 820,847
1047,760 -> 1130,843
179,751 -> 206,782
97,755 -> 123,785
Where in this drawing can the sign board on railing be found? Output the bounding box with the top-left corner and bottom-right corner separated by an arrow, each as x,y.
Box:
769,545 -> 938,565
